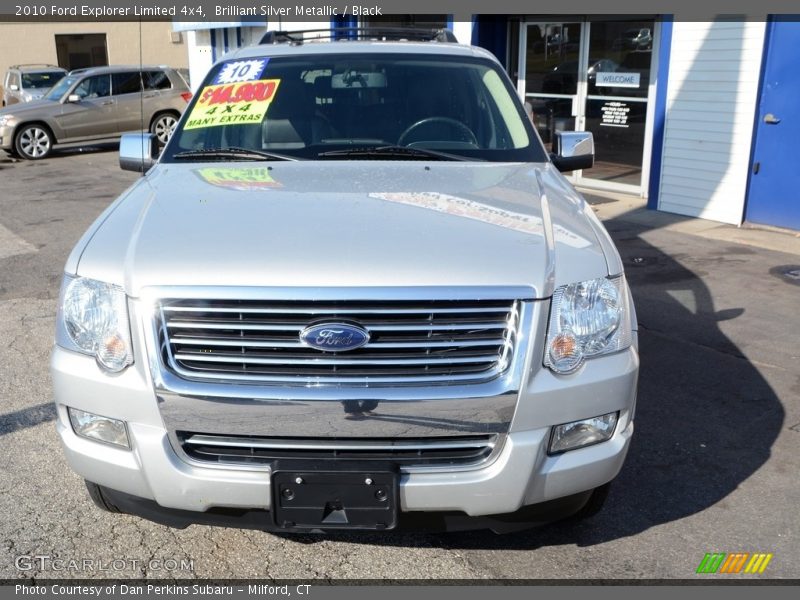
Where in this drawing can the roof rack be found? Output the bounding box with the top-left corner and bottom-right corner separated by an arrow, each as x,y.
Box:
10,63 -> 63,70
259,27 -> 458,45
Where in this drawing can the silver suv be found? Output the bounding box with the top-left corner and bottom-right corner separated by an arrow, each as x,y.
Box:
52,29 -> 639,533
2,64 -> 66,106
0,65 -> 190,160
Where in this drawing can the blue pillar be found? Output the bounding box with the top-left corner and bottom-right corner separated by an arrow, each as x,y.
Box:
471,16 -> 509,69
647,17 -> 673,210
331,14 -> 358,39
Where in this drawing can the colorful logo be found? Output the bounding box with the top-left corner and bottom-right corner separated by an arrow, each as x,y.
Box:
696,552 -> 773,574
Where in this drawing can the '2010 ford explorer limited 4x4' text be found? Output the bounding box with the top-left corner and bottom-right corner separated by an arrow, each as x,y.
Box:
52,29 -> 638,533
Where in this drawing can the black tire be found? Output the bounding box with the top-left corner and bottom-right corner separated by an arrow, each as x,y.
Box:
571,481 -> 612,521
150,112 -> 179,146
14,123 -> 53,160
84,480 -> 123,513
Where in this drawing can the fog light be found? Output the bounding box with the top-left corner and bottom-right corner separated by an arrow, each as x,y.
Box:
68,407 -> 129,448
549,412 -> 618,454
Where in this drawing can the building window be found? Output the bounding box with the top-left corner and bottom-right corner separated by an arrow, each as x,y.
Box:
55,33 -> 108,71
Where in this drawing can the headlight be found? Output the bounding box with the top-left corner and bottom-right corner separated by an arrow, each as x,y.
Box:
56,276 -> 133,372
0,116 -> 12,127
544,275 -> 632,374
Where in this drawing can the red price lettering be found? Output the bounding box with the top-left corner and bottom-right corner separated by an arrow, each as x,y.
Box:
199,80 -> 277,107
259,81 -> 276,101
234,83 -> 255,102
200,85 -> 234,106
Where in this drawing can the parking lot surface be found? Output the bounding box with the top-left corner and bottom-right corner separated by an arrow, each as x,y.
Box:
1,145 -> 798,580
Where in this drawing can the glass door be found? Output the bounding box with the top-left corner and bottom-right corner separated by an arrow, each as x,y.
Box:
577,20 -> 654,189
517,18 -> 656,193
517,21 -> 586,161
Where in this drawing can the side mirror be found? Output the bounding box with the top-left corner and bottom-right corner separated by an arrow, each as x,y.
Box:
119,132 -> 158,173
66,94 -> 80,103
551,131 -> 594,172
9,84 -> 19,91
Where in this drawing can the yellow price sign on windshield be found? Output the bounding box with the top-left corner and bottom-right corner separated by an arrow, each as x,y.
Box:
184,79 -> 281,130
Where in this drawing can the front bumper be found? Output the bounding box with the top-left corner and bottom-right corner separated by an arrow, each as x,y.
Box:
0,124 -> 14,150
52,338 -> 638,522
94,483 -> 599,534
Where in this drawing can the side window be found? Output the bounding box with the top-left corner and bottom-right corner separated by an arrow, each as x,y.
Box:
112,71 -> 142,95
73,75 -> 111,99
144,71 -> 171,91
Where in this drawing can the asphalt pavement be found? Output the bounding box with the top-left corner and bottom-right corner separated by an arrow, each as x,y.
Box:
0,144 -> 797,580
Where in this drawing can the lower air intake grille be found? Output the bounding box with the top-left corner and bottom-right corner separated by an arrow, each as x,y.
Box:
178,433 -> 500,469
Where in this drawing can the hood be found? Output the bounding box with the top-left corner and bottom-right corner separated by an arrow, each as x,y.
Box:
76,161 -> 611,299
0,98 -> 59,116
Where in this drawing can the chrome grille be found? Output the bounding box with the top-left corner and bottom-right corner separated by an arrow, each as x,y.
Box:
156,298 -> 521,385
178,433 -> 500,470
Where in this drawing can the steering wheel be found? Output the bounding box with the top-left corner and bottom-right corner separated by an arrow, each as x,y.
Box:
397,117 -> 479,147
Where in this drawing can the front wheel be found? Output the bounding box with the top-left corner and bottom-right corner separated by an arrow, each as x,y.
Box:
151,113 -> 178,146
15,124 -> 53,160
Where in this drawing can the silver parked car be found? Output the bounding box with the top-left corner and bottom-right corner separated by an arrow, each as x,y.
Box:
0,65 -> 190,159
2,64 -> 66,106
52,29 -> 639,533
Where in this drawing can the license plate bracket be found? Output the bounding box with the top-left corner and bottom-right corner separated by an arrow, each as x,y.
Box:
271,461 -> 398,531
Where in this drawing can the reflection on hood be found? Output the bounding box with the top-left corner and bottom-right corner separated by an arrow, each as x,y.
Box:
369,191 -> 590,248
193,167 -> 282,191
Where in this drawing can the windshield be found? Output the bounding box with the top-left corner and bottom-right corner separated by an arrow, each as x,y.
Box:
43,75 -> 77,100
21,71 -> 64,89
162,53 -> 547,162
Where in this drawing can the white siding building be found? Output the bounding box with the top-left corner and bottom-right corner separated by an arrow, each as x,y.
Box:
656,21 -> 766,224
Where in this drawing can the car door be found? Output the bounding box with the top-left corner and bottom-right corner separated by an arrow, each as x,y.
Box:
112,70 -> 146,133
55,74 -> 117,141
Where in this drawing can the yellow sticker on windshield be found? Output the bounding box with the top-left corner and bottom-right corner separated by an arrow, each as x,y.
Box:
183,79 -> 280,130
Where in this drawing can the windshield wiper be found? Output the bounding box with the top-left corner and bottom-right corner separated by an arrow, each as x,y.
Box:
316,145 -> 472,161
173,147 -> 299,161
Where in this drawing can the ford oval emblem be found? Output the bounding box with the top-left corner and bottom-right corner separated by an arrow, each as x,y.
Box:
300,322 -> 370,352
